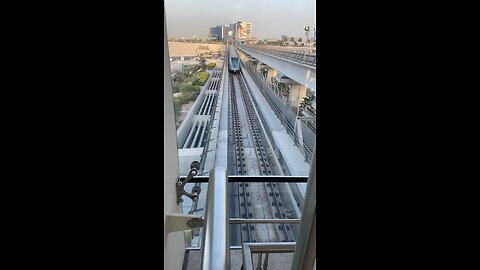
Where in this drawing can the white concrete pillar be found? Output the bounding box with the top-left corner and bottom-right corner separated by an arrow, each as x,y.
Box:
255,61 -> 262,74
266,68 -> 277,85
289,84 -> 307,108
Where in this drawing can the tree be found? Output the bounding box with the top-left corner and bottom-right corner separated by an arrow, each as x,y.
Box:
207,62 -> 216,70
199,56 -> 207,70
173,98 -> 182,122
181,83 -> 201,94
298,37 -> 303,43
184,64 -> 198,76
172,82 -> 181,93
281,35 -> 289,42
172,70 -> 186,84
290,37 -> 295,42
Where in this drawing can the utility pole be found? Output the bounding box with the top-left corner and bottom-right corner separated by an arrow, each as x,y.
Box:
293,102 -> 303,146
303,26 -> 310,63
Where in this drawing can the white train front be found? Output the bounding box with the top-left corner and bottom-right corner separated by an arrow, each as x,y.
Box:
228,45 -> 240,73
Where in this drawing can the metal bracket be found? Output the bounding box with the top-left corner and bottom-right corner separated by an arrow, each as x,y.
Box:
176,161 -> 202,204
165,213 -> 204,234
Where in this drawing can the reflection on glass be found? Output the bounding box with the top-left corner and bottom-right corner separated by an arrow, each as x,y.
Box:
181,181 -> 306,248
165,0 -> 316,255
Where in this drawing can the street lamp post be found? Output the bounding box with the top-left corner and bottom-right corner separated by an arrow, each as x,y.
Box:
293,101 -> 303,146
303,26 -> 310,63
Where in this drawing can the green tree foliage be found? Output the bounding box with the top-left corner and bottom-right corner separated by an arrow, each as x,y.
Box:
173,98 -> 182,121
194,71 -> 209,86
172,70 -> 186,83
207,62 -> 216,70
182,83 -> 201,94
175,82 -> 201,105
172,81 -> 181,93
177,92 -> 195,104
172,65 -> 210,125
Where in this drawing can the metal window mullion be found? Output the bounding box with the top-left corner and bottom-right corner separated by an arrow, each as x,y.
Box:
291,146 -> 316,270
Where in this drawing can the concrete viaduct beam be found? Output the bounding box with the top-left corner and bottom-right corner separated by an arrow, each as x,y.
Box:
237,45 -> 316,93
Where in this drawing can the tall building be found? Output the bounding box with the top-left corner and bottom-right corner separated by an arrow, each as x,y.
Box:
209,22 -> 252,41
209,25 -> 224,41
225,24 -> 235,40
235,21 -> 252,39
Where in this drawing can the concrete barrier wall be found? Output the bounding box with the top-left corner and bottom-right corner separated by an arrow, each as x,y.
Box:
262,85 -> 316,151
176,92 -> 206,148
241,61 -> 316,152
176,73 -> 218,148
168,42 -> 226,57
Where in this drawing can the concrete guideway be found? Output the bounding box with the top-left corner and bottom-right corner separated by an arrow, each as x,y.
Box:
239,62 -> 310,177
237,45 -> 316,93
243,45 -> 316,67
213,58 -> 230,170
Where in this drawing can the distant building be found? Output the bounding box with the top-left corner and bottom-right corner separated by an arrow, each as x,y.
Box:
209,25 -> 224,41
209,21 -> 252,41
243,38 -> 259,44
235,21 -> 252,39
209,24 -> 236,41
225,24 -> 235,40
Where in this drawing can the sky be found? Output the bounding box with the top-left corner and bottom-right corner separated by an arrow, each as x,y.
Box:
165,0 -> 316,40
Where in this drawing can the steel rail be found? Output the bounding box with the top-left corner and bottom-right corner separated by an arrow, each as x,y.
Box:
242,242 -> 297,270
237,70 -> 295,242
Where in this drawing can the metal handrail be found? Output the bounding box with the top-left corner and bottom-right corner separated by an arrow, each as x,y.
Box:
242,242 -> 297,270
291,146 -> 316,270
229,218 -> 300,224
239,44 -> 316,67
200,167 -> 229,270
178,175 -> 309,183
239,60 -> 313,162
247,45 -> 316,56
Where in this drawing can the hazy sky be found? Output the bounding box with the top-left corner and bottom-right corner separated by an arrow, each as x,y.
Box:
165,0 -> 316,40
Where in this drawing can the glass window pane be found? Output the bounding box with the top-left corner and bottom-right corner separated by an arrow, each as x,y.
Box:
165,0 -> 316,178
164,2 -> 316,265
180,180 -> 306,248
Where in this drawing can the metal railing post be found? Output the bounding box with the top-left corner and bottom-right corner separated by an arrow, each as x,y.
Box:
291,146 -> 316,270
201,167 -> 229,270
243,242 -> 297,270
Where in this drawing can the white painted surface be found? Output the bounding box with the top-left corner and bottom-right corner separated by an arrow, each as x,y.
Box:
240,62 -> 310,176
238,46 -> 316,93
214,58 -> 229,170
178,148 -> 204,175
164,12 -> 185,270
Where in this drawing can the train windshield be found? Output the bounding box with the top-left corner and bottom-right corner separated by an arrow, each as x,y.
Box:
165,0 -> 316,265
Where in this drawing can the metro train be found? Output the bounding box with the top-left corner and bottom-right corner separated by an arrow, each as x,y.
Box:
228,45 -> 240,73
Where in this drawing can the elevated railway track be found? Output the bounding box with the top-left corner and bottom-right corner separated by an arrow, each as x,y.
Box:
228,70 -> 297,244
